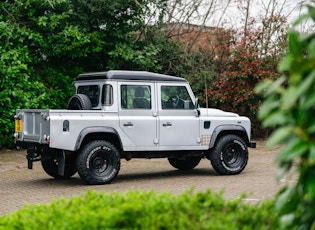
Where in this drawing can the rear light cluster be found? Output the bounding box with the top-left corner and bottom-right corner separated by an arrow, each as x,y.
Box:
43,134 -> 50,143
13,132 -> 19,140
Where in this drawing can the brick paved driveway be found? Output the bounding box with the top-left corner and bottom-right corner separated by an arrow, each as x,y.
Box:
0,141 -> 291,216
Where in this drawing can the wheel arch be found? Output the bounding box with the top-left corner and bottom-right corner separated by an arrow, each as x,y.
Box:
209,125 -> 249,149
74,127 -> 122,151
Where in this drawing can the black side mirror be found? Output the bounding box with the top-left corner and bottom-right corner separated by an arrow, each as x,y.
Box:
195,98 -> 200,117
194,98 -> 199,109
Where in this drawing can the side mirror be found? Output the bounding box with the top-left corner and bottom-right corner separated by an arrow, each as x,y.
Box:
195,98 -> 200,117
194,98 -> 199,110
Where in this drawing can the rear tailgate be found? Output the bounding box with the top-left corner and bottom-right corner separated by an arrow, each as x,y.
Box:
14,109 -> 50,144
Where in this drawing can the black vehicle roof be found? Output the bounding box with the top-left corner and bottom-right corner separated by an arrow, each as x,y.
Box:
76,70 -> 187,82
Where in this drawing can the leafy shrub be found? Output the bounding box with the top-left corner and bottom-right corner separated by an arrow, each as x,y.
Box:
0,0 -> 155,149
207,18 -> 287,138
256,3 -> 315,229
0,189 -> 278,230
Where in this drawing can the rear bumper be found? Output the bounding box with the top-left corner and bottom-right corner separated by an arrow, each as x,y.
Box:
248,141 -> 256,148
16,141 -> 49,150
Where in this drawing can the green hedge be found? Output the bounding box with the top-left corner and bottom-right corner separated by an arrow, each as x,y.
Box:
0,189 -> 279,230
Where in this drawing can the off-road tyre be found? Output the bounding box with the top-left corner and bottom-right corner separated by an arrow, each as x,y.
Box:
210,135 -> 248,175
168,157 -> 201,170
41,153 -> 77,179
67,94 -> 92,110
76,140 -> 120,185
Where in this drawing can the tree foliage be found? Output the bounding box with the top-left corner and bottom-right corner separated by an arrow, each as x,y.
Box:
0,0 -> 174,148
0,0 -> 291,148
256,3 -> 315,229
207,16 -> 287,136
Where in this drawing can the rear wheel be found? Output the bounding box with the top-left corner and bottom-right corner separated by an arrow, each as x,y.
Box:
168,157 -> 201,170
41,151 -> 77,179
210,135 -> 248,175
76,140 -> 120,185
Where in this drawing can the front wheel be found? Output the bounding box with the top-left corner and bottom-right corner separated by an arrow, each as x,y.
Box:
168,157 -> 201,170
209,135 -> 248,175
76,140 -> 120,185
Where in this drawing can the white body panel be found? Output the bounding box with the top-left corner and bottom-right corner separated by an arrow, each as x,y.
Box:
41,109 -> 251,152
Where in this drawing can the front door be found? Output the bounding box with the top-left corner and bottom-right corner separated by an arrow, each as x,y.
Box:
119,82 -> 158,151
157,83 -> 200,150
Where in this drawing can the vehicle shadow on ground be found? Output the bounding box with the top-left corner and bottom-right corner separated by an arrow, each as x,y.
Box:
117,168 -> 218,182
23,168 -> 219,187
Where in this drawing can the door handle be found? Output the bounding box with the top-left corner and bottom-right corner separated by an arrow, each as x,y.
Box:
123,122 -> 133,127
162,122 -> 172,127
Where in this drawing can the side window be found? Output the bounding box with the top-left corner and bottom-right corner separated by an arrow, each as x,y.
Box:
121,85 -> 151,109
161,85 -> 194,110
101,84 -> 113,106
77,85 -> 100,107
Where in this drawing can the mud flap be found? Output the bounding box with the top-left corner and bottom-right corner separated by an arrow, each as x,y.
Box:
57,150 -> 66,176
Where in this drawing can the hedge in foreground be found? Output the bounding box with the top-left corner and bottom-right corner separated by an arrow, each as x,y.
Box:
0,189 -> 279,230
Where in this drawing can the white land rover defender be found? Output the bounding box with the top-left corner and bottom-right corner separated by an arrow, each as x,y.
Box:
14,70 -> 256,185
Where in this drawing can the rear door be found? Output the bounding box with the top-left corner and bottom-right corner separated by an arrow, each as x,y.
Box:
118,82 -> 158,151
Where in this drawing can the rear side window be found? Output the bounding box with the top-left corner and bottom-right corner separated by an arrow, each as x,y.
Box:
121,85 -> 151,109
77,85 -> 100,107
